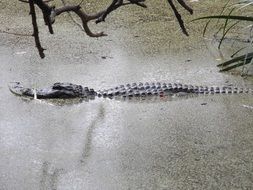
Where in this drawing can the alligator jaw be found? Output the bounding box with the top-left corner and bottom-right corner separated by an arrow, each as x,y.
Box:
8,82 -> 95,99
8,82 -> 34,97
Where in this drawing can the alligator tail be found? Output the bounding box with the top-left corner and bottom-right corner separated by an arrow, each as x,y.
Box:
96,83 -> 253,97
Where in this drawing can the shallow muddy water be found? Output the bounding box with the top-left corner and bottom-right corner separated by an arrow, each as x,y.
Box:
0,0 -> 253,189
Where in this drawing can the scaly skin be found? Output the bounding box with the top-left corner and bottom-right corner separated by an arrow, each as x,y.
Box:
8,82 -> 252,99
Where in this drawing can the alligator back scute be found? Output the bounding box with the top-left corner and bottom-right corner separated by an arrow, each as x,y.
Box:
52,82 -> 84,97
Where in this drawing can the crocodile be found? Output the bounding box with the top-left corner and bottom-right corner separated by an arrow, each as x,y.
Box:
8,82 -> 252,100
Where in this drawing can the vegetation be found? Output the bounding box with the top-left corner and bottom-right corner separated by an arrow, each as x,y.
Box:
193,0 -> 253,74
3,1 -> 253,75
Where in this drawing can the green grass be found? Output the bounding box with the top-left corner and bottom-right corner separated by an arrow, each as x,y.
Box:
192,0 -> 253,74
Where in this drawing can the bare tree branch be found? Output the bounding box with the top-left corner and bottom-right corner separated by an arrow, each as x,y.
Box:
50,0 -> 147,37
54,5 -> 106,37
96,0 -> 147,24
28,0 -> 45,58
17,0 -> 193,58
177,0 -> 193,15
19,0 -> 53,3
60,0 -> 84,30
167,0 -> 189,36
33,0 -> 54,34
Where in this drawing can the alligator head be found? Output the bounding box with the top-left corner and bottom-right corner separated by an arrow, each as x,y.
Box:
8,82 -> 96,99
